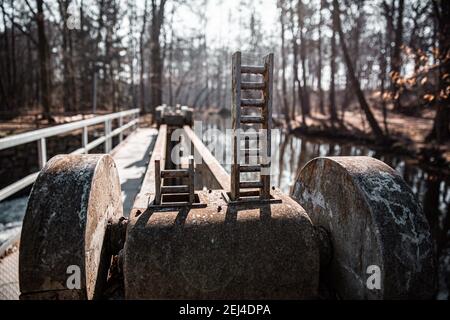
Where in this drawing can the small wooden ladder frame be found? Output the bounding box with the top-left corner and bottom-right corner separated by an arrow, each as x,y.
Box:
154,155 -> 195,206
230,51 -> 274,201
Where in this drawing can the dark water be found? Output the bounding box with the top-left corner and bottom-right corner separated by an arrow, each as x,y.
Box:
199,114 -> 449,299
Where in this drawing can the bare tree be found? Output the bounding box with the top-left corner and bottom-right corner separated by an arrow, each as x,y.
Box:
391,0 -> 405,111
328,2 -> 338,123
36,0 -> 52,120
139,0 -> 148,112
317,0 -> 325,115
278,0 -> 291,127
427,0 -> 450,143
333,0 -> 386,142
297,0 -> 310,115
149,0 -> 167,116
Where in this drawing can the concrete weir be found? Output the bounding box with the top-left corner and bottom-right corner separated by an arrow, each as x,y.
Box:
124,123 -> 319,299
14,110 -> 435,300
13,52 -> 435,300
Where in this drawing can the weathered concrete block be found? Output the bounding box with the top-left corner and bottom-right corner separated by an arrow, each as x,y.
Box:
124,189 -> 320,299
19,154 -> 123,299
292,156 -> 435,299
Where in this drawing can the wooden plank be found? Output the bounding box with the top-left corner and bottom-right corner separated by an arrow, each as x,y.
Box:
231,51 -> 242,201
239,165 -> 261,172
261,53 -> 274,199
154,157 -> 161,205
188,156 -> 195,203
161,185 -> 189,194
161,169 -> 189,178
240,181 -> 263,188
241,99 -> 265,107
241,82 -> 265,90
183,126 -> 230,191
241,116 -> 263,124
131,125 -> 167,209
241,65 -> 265,74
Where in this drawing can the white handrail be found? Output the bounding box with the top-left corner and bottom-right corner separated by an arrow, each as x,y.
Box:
0,109 -> 139,150
0,109 -> 140,202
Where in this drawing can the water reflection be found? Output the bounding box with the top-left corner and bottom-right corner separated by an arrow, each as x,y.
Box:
199,114 -> 449,299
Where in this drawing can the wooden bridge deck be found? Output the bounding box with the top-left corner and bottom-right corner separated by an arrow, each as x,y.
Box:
0,127 -> 158,300
111,127 -> 158,215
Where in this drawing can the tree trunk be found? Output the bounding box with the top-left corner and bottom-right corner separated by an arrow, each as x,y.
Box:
279,3 -> 290,128
333,0 -> 386,143
427,0 -> 450,143
139,0 -> 148,113
379,32 -> 389,136
391,0 -> 404,111
298,0 -> 310,115
317,0 -> 324,114
290,3 -> 305,126
36,0 -> 52,121
149,0 -> 166,117
329,12 -> 338,123
59,0 -> 72,113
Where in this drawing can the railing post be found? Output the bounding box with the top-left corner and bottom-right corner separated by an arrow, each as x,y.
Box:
82,126 -> 88,154
154,157 -> 161,205
133,112 -> 138,131
119,115 -> 123,143
261,53 -> 274,199
188,156 -> 194,204
231,51 -> 241,201
104,120 -> 112,153
37,138 -> 47,169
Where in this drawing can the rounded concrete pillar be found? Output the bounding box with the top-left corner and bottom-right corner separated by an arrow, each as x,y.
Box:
19,154 -> 123,299
292,156 -> 435,299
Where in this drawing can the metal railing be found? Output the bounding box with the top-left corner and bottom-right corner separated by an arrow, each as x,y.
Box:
0,108 -> 140,202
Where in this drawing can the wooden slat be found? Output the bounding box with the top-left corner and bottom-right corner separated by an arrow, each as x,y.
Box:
161,185 -> 189,194
239,165 -> 261,172
261,53 -> 274,199
241,99 -> 265,107
133,124 -> 167,209
188,156 -> 195,203
240,181 -> 263,188
154,157 -> 161,205
184,126 -> 230,191
241,82 -> 265,90
241,116 -> 263,124
241,65 -> 265,74
161,169 -> 189,178
231,52 -> 242,201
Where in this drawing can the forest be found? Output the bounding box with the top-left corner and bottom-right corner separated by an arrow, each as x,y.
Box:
0,0 -> 449,300
0,1 -> 448,153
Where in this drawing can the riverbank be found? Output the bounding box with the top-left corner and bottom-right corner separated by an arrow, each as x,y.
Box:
288,106 -> 450,175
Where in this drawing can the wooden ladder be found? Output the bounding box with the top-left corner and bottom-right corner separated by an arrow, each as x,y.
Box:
230,51 -> 274,201
154,155 -> 195,205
